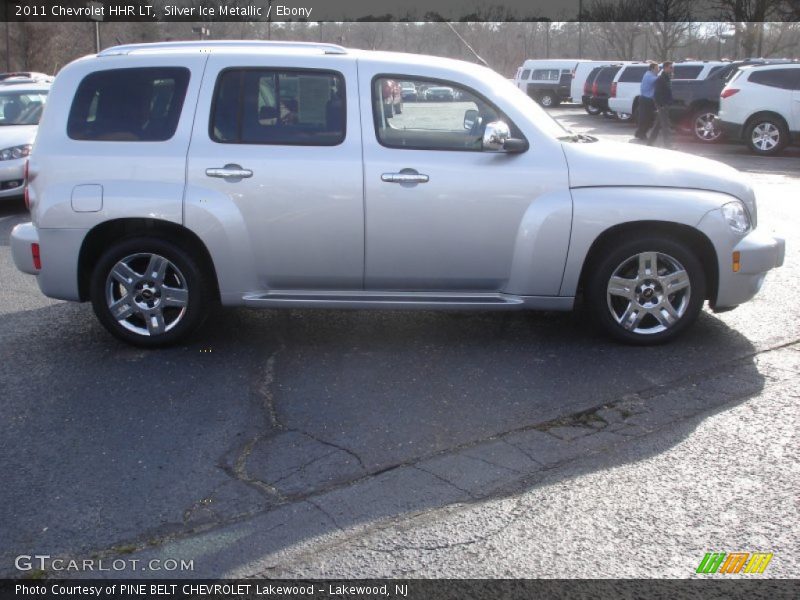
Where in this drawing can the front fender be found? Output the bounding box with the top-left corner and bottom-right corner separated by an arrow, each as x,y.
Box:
559,187 -> 738,296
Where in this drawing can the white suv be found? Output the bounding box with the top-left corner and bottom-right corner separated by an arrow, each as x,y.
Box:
10,41 -> 785,347
718,63 -> 800,156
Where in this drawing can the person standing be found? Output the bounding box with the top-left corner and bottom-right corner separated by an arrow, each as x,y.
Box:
633,62 -> 658,141
648,61 -> 674,148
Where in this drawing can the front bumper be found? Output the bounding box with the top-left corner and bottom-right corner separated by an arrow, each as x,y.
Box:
697,209 -> 785,309
0,158 -> 25,198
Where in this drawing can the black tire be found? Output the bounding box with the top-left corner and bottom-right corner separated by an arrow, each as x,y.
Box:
90,236 -> 212,348
585,103 -> 602,116
538,92 -> 557,108
746,117 -> 788,156
585,235 -> 706,345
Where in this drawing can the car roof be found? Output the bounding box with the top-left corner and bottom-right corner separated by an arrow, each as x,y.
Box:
0,82 -> 51,93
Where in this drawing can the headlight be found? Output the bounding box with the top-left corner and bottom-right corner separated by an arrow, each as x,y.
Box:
0,144 -> 32,161
721,201 -> 752,234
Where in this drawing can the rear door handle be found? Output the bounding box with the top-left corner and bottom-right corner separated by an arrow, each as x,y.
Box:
206,164 -> 253,179
381,172 -> 429,184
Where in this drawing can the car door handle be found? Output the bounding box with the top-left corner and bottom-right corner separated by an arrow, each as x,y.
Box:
381,172 -> 429,184
206,165 -> 253,179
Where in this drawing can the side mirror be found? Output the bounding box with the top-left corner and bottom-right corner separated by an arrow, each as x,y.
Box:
482,121 -> 527,153
463,109 -> 479,130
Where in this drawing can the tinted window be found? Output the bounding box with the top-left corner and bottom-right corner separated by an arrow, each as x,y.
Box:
749,68 -> 799,90
673,65 -> 703,79
211,69 -> 345,146
619,66 -> 648,83
597,67 -> 621,84
68,67 -> 189,141
521,69 -> 531,80
531,69 -> 559,81
373,76 -> 523,152
708,65 -> 725,77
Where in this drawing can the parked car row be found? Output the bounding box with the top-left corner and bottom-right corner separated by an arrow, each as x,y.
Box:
0,73 -> 51,200
521,57 -> 799,154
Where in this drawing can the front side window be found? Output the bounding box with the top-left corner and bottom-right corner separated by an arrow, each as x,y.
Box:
0,90 -> 48,126
373,76 -> 523,152
210,68 -> 345,145
68,67 -> 189,141
520,69 -> 531,80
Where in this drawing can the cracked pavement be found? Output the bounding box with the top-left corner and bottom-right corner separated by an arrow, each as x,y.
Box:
0,108 -> 798,579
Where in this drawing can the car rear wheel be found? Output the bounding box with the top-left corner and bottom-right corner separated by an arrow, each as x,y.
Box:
586,236 -> 706,345
585,104 -> 601,116
746,118 -> 788,156
90,237 -> 212,347
615,111 -> 633,122
692,110 -> 722,143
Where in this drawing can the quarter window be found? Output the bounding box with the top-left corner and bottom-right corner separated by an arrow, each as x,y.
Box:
68,67 -> 189,141
210,69 -> 345,146
749,69 -> 800,90
373,76 -> 522,152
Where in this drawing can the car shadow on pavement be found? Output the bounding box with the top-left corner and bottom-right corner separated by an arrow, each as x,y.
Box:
0,298 -> 775,578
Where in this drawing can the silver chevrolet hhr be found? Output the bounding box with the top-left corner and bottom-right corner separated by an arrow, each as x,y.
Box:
10,42 -> 785,347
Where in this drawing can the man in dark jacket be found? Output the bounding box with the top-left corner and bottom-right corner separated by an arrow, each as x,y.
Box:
647,61 -> 674,148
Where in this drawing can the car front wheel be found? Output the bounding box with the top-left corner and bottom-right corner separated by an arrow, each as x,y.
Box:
90,237 -> 212,347
586,236 -> 706,345
585,104 -> 601,116
747,118 -> 788,156
538,92 -> 558,108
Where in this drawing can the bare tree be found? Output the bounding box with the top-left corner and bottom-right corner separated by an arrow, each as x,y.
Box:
712,0 -> 786,57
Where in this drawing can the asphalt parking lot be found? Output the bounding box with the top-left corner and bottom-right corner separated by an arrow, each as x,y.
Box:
1,105 -> 798,579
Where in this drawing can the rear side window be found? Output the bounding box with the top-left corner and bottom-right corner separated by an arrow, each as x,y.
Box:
597,67 -> 621,84
708,65 -> 725,77
210,68 -> 345,146
619,66 -> 647,83
749,68 -> 800,90
673,65 -> 703,79
68,67 -> 189,141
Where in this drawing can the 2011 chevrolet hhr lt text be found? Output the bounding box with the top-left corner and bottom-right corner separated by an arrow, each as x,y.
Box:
11,41 -> 786,347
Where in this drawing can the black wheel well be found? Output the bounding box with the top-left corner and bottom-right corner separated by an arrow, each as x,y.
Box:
77,218 -> 220,303
688,100 -> 718,115
743,111 -> 789,134
578,221 -> 719,303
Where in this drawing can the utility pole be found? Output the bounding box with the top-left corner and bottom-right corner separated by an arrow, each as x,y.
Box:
88,2 -> 103,53
578,0 -> 583,59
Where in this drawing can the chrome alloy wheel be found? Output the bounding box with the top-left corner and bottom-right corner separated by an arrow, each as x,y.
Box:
606,251 -> 691,335
694,112 -> 721,142
105,253 -> 189,336
751,122 -> 780,152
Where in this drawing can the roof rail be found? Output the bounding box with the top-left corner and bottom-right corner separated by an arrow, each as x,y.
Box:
98,40 -> 348,57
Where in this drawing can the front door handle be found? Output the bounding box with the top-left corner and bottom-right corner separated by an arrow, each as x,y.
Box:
381,171 -> 429,184
206,164 -> 253,179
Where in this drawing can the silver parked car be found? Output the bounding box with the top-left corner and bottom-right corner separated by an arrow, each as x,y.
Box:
11,42 -> 785,347
0,80 -> 49,200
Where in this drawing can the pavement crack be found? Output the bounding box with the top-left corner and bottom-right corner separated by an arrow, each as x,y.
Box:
306,499 -> 345,532
413,465 -> 477,500
258,342 -> 287,431
292,429 -> 367,473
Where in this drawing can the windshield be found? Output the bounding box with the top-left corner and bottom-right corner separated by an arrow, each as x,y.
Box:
0,90 -> 48,126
